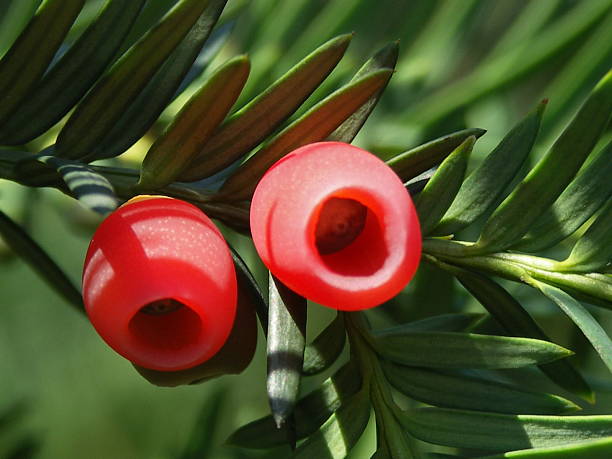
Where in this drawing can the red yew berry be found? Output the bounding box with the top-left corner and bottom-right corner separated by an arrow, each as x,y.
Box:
82,196 -> 237,372
250,141 -> 422,310
133,270 -> 258,386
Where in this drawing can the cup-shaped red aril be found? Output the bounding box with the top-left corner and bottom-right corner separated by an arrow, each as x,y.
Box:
250,141 -> 421,311
133,269 -> 258,386
82,197 -> 237,372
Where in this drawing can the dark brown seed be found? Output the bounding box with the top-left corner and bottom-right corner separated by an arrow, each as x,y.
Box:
140,298 -> 184,315
315,197 -> 367,255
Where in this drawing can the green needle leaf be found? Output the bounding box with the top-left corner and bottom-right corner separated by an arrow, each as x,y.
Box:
302,313 -> 346,376
327,41 -> 399,143
227,362 -> 361,449
229,246 -> 268,332
0,210 -> 82,311
47,156 -> 117,215
532,280 -> 612,373
434,101 -> 545,236
0,0 -> 84,126
267,274 -> 307,432
55,0 -> 220,159
138,56 -> 249,190
293,389 -> 371,459
423,240 -> 612,308
0,0 -> 145,145
372,331 -> 573,369
539,9 -> 612,132
219,69 -> 393,200
480,436 -> 612,459
402,407 -> 612,452
276,0 -> 362,72
516,139 -> 612,252
474,70 -> 612,253
372,381 -> 415,459
373,313 -> 483,335
383,363 -> 579,415
386,128 -> 486,183
402,0 -> 612,128
182,33 -> 353,181
415,136 -> 474,235
556,198 -> 612,273
90,0 -> 229,161
234,0 -> 324,98
394,0 -> 478,88
16,154 -> 118,215
558,275 -> 612,310
442,261 -> 593,401
483,0 -> 561,63
0,1 -> 40,56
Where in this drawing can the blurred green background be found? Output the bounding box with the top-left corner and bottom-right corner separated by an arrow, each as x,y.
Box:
1,0 -> 611,457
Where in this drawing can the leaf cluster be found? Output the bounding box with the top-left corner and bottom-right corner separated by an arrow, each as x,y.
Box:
0,1 -> 610,458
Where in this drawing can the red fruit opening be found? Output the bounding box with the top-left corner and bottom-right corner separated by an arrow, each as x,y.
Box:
315,197 -> 367,254
315,200 -> 388,277
83,197 -> 238,371
128,298 -> 202,352
250,141 -> 422,310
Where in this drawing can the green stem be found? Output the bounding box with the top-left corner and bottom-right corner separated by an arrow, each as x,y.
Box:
345,312 -> 418,456
344,312 -> 374,390
423,239 -> 612,305
0,151 -> 251,231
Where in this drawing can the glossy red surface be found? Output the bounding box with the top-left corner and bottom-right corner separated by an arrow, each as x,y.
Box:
250,141 -> 422,310
82,197 -> 237,371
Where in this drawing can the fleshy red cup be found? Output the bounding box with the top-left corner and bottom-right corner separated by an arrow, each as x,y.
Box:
250,141 -> 421,310
82,197 -> 237,371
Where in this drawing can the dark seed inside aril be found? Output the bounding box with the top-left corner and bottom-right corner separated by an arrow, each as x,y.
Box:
140,298 -> 184,315
315,197 -> 367,255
